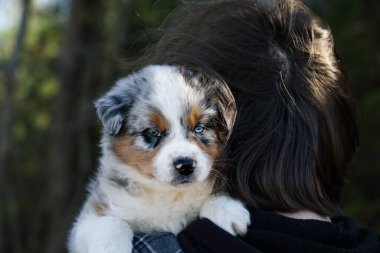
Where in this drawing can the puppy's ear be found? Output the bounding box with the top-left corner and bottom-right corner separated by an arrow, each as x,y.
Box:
179,66 -> 204,87
180,66 -> 200,79
95,77 -> 141,135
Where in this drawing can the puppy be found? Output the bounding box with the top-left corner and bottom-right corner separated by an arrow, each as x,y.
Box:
68,65 -> 250,253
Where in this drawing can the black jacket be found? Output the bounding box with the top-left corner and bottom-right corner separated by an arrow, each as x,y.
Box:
178,211 -> 380,253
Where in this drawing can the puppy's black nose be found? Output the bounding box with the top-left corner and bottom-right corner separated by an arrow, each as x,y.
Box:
173,157 -> 195,176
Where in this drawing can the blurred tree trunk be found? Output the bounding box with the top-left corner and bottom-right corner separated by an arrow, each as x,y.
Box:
43,0 -> 109,252
0,0 -> 31,252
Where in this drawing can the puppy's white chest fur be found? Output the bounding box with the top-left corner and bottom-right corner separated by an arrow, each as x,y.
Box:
102,179 -> 212,234
70,174 -> 249,253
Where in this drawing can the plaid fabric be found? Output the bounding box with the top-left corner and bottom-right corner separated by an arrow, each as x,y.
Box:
133,233 -> 184,253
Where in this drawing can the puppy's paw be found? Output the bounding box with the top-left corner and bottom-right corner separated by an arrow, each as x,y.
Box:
70,216 -> 133,253
200,195 -> 250,236
88,240 -> 132,253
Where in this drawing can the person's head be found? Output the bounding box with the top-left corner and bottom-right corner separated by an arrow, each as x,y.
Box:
132,0 -> 358,217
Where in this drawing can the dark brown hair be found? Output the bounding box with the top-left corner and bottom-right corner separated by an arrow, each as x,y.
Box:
131,0 -> 358,216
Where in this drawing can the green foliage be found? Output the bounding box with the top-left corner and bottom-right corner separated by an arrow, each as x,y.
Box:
1,4 -> 63,243
135,0 -> 179,28
11,8 -> 62,177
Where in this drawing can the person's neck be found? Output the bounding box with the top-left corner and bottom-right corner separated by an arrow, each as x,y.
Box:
277,210 -> 331,222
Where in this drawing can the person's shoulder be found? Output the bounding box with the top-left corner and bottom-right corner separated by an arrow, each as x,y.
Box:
179,211 -> 380,253
178,218 -> 263,253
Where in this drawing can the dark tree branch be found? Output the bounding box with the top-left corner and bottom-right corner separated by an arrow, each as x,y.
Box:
0,0 -> 31,252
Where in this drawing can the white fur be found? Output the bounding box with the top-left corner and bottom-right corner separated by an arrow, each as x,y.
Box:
200,195 -> 251,235
68,65 -> 250,253
153,138 -> 211,184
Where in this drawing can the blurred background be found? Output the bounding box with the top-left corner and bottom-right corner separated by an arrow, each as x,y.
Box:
0,0 -> 379,252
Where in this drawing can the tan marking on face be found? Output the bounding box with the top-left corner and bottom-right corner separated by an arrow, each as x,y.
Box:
92,201 -> 108,216
188,106 -> 203,129
189,132 -> 219,159
150,110 -> 169,132
113,136 -> 157,179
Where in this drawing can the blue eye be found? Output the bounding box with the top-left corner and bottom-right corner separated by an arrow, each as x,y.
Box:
145,128 -> 161,137
194,124 -> 205,134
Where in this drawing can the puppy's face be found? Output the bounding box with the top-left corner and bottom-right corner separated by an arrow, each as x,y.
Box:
96,65 -> 235,186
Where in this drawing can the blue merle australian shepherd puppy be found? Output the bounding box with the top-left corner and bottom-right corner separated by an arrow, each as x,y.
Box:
68,65 -> 250,253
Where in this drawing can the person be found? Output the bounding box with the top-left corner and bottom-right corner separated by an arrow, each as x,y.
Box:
130,0 -> 380,252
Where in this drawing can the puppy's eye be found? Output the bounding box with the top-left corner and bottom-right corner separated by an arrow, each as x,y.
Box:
194,124 -> 205,134
144,128 -> 161,137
